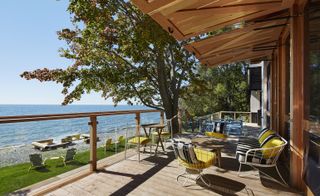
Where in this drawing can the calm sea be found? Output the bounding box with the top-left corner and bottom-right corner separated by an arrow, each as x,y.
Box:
0,105 -> 160,148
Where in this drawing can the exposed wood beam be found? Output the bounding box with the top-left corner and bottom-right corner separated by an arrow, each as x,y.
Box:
170,2 -> 282,19
149,0 -> 198,16
200,31 -> 278,57
131,0 -> 176,15
181,5 -> 291,40
207,51 -> 271,67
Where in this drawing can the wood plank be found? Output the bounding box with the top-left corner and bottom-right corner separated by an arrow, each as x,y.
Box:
33,137 -> 300,196
170,2 -> 282,19
188,19 -> 286,50
207,51 -> 270,67
182,5 -> 290,39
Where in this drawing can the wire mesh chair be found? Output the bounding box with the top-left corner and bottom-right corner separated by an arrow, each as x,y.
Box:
171,139 -> 216,187
236,136 -> 288,186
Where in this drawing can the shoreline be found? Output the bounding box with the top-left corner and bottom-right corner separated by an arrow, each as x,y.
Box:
0,126 -> 137,168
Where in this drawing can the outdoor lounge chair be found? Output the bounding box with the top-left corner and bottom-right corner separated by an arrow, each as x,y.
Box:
236,128 -> 288,186
61,148 -> 77,166
32,139 -> 70,151
28,154 -> 46,172
171,139 -> 216,187
103,138 -> 113,153
125,136 -> 152,159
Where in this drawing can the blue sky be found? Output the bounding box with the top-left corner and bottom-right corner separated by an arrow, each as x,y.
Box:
0,1 -> 117,105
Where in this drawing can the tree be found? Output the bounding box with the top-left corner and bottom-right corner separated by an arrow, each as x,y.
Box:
181,62 -> 249,117
20,0 -> 199,133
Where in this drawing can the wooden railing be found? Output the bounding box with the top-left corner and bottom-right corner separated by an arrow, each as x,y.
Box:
197,111 -> 258,123
0,109 -> 163,172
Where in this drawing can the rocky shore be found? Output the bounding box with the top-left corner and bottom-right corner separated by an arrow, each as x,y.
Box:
0,127 -> 137,167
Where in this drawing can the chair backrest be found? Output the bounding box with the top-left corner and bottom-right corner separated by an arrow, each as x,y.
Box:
171,139 -> 199,164
261,136 -> 287,161
29,154 -> 43,167
213,121 -> 225,134
105,138 -> 112,146
65,148 -> 76,162
118,135 -> 124,142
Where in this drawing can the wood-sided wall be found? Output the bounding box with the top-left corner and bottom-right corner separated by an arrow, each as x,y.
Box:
270,0 -> 309,192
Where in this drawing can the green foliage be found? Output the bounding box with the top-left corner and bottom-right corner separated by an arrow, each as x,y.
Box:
0,145 -> 125,195
21,0 -> 199,117
181,63 -> 249,117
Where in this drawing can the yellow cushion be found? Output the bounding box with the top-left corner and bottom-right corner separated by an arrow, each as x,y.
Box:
205,132 -> 227,139
178,148 -> 215,169
128,137 -> 151,145
258,130 -> 276,144
151,131 -> 170,136
261,137 -> 285,158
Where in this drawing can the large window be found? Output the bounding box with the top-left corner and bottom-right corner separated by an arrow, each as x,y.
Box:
308,0 -> 320,137
305,1 -> 320,194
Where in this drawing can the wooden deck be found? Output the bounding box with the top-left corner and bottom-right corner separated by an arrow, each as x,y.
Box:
27,138 -> 301,196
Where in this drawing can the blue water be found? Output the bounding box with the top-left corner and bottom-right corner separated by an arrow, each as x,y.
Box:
0,105 -> 160,148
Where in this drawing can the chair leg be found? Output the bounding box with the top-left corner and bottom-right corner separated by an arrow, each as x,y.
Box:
197,173 -> 211,187
177,171 -> 191,187
237,162 -> 242,176
149,145 -> 152,157
124,143 -> 128,160
275,165 -> 288,186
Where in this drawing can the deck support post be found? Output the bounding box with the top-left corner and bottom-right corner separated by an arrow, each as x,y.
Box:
89,116 -> 98,172
135,112 -> 141,162
160,111 -> 164,125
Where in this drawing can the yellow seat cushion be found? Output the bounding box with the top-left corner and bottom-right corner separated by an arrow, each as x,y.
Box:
151,131 -> 170,136
261,137 -> 285,158
258,130 -> 276,144
128,137 -> 151,145
178,148 -> 215,169
205,132 -> 227,139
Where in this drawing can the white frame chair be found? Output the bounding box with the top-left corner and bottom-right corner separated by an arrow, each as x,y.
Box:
237,137 -> 288,187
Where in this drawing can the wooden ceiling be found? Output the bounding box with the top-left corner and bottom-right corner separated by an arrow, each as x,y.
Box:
132,0 -> 293,66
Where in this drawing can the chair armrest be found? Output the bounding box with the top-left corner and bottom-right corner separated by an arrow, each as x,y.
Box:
60,156 -> 65,162
244,145 -> 285,164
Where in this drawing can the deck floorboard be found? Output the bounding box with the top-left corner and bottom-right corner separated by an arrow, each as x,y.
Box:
42,152 -> 300,196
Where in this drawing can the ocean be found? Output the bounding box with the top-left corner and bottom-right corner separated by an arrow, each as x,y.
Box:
0,105 -> 160,148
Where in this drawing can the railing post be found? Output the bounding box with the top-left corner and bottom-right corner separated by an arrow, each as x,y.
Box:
234,113 -> 236,120
160,111 -> 164,125
178,109 -> 182,133
135,112 -> 141,162
89,116 -> 97,172
219,112 -> 222,119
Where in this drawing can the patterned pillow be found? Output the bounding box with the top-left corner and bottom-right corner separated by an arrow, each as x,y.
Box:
173,140 -> 199,164
258,129 -> 276,144
261,135 -> 285,158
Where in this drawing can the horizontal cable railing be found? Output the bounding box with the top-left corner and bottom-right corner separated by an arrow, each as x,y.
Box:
0,109 -> 163,172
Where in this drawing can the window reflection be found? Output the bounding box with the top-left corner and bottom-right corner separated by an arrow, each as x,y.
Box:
309,0 -> 320,137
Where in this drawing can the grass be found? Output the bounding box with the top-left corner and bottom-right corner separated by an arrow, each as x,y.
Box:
0,144 -> 126,195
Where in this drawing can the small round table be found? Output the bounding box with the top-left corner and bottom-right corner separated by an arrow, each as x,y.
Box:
141,123 -> 158,137
146,124 -> 167,154
191,137 -> 225,167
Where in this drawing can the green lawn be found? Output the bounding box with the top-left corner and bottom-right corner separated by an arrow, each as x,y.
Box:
0,145 -> 125,195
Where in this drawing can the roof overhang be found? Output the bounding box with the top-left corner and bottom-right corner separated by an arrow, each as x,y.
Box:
132,0 -> 293,66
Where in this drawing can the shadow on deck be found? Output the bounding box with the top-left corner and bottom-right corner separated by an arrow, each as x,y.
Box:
21,125 -> 301,196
